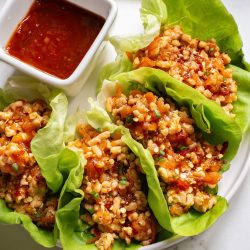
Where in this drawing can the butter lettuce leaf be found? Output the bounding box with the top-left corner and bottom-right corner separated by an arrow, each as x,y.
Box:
56,148 -> 88,250
31,89 -> 68,193
110,0 -> 167,53
0,200 -> 57,247
171,196 -> 228,236
96,55 -> 132,95
161,0 -> 244,65
0,76 -> 68,247
230,65 -> 250,133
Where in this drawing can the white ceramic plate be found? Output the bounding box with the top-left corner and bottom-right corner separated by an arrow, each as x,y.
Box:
0,0 -> 250,250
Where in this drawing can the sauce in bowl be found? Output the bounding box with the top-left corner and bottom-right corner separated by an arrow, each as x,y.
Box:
5,0 -> 105,79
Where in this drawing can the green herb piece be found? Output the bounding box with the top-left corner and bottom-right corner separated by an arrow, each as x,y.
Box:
87,208 -> 95,215
126,114 -> 133,124
118,164 -> 126,175
180,146 -> 188,150
96,128 -> 102,133
204,71 -> 210,76
120,176 -> 127,186
12,163 -> 19,172
154,156 -> 165,162
91,191 -> 100,199
34,212 -> 42,218
204,185 -> 218,195
154,109 -> 161,118
159,150 -> 165,156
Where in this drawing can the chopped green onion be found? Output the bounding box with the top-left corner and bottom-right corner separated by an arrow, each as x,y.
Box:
96,128 -> 102,133
118,164 -> 125,175
12,163 -> 19,172
35,212 -> 42,218
154,109 -> 161,118
155,156 -> 165,162
91,191 -> 100,199
120,176 -> 127,186
126,114 -> 133,124
204,185 -> 218,195
204,71 -> 210,76
159,150 -> 165,156
180,146 -> 188,150
87,208 -> 95,215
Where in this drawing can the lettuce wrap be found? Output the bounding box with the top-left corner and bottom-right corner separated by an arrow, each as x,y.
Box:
98,70 -> 242,165
0,76 -> 68,247
110,0 -> 244,64
56,108 -> 160,249
83,95 -> 229,236
98,0 -> 250,135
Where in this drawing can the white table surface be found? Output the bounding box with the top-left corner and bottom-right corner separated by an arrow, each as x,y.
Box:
0,0 -> 250,250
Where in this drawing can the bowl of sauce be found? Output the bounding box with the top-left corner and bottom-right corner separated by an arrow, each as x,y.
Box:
0,0 -> 117,95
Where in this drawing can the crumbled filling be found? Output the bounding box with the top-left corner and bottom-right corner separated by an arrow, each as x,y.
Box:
0,100 -> 57,229
128,25 -> 237,115
0,100 -> 50,175
106,88 -> 225,216
68,124 -> 157,250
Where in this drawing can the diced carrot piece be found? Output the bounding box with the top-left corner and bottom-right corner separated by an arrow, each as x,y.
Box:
157,101 -> 167,113
159,159 -> 177,170
148,123 -> 157,131
139,57 -> 156,67
120,106 -> 132,119
145,92 -> 155,103
99,140 -> 107,150
115,84 -> 122,97
204,172 -> 221,185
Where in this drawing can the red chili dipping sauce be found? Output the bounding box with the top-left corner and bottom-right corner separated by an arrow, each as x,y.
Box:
5,0 -> 105,79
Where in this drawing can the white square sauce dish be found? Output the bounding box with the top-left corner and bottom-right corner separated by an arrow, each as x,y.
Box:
0,0 -> 117,96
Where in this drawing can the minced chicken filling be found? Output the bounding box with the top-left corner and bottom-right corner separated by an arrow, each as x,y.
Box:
0,100 -> 57,229
68,124 -> 157,250
128,25 -> 237,115
106,87 -> 225,217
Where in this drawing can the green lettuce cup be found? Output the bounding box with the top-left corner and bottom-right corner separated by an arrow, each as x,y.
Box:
57,108 -> 161,250
110,0 -> 243,64
97,0 -> 250,135
98,70 -> 242,164
56,147 -> 146,250
84,96 -> 228,236
0,76 -> 68,247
